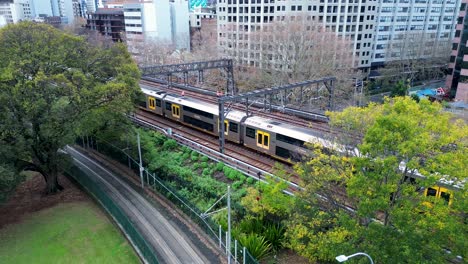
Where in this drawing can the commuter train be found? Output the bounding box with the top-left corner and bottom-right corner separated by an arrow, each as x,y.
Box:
140,86 -> 460,205
141,87 -> 332,163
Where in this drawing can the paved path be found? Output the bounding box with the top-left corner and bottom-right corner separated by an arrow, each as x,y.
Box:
66,146 -> 218,264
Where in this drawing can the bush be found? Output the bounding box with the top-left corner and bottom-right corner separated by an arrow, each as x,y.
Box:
239,174 -> 246,183
238,233 -> 272,260
263,223 -> 286,252
202,168 -> 211,176
200,162 -> 208,169
200,156 -> 209,162
246,177 -> 255,184
191,154 -> 199,162
162,139 -> 178,150
232,180 -> 243,190
215,162 -> 225,172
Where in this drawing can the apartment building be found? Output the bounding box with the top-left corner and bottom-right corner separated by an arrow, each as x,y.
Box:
86,0 -> 190,50
86,8 -> 124,41
446,0 -> 468,101
372,0 -> 460,67
217,0 -> 460,70
0,0 -> 32,27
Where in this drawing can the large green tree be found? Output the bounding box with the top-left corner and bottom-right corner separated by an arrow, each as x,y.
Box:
0,22 -> 140,193
287,97 -> 467,263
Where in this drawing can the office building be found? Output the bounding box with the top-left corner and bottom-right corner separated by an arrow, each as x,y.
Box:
446,0 -> 468,101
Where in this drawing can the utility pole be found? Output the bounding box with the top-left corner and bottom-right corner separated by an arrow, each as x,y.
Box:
137,132 -> 144,188
227,185 -> 231,264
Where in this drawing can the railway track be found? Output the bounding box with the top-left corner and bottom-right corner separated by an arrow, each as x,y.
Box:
132,110 -> 301,194
139,79 -> 333,134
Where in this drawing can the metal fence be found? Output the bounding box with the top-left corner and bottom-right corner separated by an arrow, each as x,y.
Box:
78,137 -> 259,264
64,165 -> 160,264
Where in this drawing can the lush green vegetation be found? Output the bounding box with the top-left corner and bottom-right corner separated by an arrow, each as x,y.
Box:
0,202 -> 139,263
126,97 -> 466,263
0,22 -> 140,194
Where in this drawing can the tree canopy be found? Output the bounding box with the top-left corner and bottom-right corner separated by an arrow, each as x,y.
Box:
0,22 -> 140,193
286,97 -> 467,263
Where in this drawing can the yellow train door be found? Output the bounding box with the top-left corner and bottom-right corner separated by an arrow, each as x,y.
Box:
172,104 -> 180,118
256,131 -> 270,150
425,186 -> 453,205
148,97 -> 156,110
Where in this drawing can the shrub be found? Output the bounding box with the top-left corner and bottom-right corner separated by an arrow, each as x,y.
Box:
200,162 -> 208,169
232,180 -> 243,190
239,174 -> 246,183
238,233 -> 271,260
262,223 -> 286,252
216,162 -> 225,172
246,177 -> 255,184
200,156 -> 209,162
191,154 -> 199,162
202,168 -> 211,176
162,139 -> 178,150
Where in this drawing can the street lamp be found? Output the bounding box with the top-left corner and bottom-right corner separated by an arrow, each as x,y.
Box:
336,252 -> 374,264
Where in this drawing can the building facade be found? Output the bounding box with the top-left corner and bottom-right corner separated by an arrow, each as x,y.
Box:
446,0 -> 468,101
217,0 -> 460,70
0,0 -> 32,27
372,0 -> 460,68
86,8 -> 124,41
87,0 -> 190,50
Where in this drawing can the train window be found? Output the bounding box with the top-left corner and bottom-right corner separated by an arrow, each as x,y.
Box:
276,146 -> 291,159
257,133 -> 263,144
246,127 -> 255,138
440,191 -> 451,204
229,122 -> 238,133
172,105 -> 180,118
183,105 -> 214,119
426,187 -> 437,197
264,134 -> 269,147
224,120 -> 228,134
184,116 -> 214,132
276,133 -> 305,147
165,102 -> 172,111
156,99 -> 161,107
148,97 -> 156,110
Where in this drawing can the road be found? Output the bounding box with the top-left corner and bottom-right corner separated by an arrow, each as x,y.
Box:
65,146 -> 220,264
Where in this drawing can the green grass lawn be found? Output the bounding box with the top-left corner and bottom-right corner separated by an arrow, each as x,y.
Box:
0,201 -> 140,264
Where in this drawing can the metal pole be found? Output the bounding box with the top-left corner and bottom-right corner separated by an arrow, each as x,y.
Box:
218,99 -> 225,153
219,225 -> 222,248
146,170 -> 149,185
225,231 -> 228,254
137,132 -> 144,188
243,247 -> 246,264
227,185 -> 231,264
235,240 -> 237,262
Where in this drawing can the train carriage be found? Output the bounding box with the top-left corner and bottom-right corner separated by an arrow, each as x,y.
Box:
142,87 -> 166,115
221,110 -> 247,144
242,116 -> 332,162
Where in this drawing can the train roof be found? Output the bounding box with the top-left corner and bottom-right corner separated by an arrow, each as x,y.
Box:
141,86 -> 167,99
165,94 -> 220,115
244,115 -> 334,148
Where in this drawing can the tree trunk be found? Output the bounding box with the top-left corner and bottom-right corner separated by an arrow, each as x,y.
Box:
44,170 -> 64,194
16,159 -> 64,194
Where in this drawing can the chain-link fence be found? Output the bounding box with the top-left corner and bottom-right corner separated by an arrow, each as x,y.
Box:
64,165 -> 160,264
77,137 -> 259,264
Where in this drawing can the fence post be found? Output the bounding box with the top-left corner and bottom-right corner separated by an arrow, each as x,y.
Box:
235,240 -> 237,262
225,231 -> 228,254
243,247 -> 246,264
219,225 -> 222,248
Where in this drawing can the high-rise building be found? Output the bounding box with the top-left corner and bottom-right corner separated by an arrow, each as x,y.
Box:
372,0 -> 459,68
446,0 -> 468,101
0,0 -> 32,27
87,0 -> 190,50
217,0 -> 460,70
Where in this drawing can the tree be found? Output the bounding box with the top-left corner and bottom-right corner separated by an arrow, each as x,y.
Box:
219,13 -> 362,109
0,22 -> 140,193
287,97 -> 467,263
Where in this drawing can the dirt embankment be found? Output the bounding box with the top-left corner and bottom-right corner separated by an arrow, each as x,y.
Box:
0,173 -> 89,229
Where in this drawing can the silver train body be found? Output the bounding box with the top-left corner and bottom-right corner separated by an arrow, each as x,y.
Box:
141,87 -> 330,162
